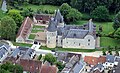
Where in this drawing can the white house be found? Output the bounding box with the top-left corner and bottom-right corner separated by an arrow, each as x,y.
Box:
46,9 -> 96,49
0,44 -> 11,63
103,55 -> 115,69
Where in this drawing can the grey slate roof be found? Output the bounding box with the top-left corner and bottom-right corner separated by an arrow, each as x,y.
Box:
47,9 -> 96,39
91,64 -> 104,72
54,9 -> 64,23
21,49 -> 35,59
72,59 -> 85,73
106,55 -> 115,63
10,47 -> 35,60
47,18 -> 57,32
0,44 -> 9,59
65,29 -> 88,38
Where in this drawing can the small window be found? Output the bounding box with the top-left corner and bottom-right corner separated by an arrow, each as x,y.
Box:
88,43 -> 90,46
67,42 -> 68,43
88,39 -> 90,42
74,42 -> 75,44
79,43 -> 80,46
48,41 -> 50,43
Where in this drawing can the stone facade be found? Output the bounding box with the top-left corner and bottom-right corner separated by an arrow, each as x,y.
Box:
46,9 -> 97,49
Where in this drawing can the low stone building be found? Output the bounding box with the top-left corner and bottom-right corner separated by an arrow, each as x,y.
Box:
16,17 -> 33,43
33,14 -> 52,24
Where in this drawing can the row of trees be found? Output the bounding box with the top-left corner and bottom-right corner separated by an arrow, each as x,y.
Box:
8,0 -> 120,14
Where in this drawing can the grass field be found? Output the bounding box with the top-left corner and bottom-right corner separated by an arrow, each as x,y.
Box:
31,25 -> 45,33
28,34 -> 36,39
40,46 -> 98,52
100,37 -> 120,47
12,42 -> 32,47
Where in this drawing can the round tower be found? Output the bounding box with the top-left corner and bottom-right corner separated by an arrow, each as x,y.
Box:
46,18 -> 57,48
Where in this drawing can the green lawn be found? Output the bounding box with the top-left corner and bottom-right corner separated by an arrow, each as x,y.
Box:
12,42 -> 32,47
100,37 -> 120,47
21,4 -> 59,13
40,46 -> 98,52
28,34 -> 36,39
31,25 -> 45,33
33,25 -> 45,28
72,20 -> 114,34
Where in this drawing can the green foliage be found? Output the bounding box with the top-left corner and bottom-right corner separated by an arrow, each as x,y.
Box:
91,6 -> 110,22
44,53 -> 56,64
1,62 -> 23,73
102,48 -> 106,55
0,16 -> 16,41
66,8 -> 82,22
38,54 -> 42,60
21,8 -> 34,17
114,28 -> 120,39
7,9 -> 23,31
113,11 -> 120,30
60,3 -> 82,23
60,3 -> 71,18
55,62 -> 65,72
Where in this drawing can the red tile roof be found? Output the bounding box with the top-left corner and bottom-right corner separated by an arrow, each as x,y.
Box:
40,65 -> 57,73
84,56 -> 106,66
35,14 -> 52,21
19,59 -> 42,73
98,56 -> 106,63
16,17 -> 33,39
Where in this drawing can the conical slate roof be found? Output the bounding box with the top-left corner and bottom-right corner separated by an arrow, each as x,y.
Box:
54,9 -> 64,23
47,18 -> 57,32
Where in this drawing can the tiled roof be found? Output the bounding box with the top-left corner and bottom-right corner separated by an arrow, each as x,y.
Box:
19,59 -> 42,73
106,55 -> 115,63
84,56 -> 106,66
84,56 -> 98,66
16,17 -> 33,40
35,14 -> 52,21
40,65 -> 57,73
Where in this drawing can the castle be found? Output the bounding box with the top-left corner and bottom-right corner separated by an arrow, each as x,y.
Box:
46,10 -> 96,49
16,9 -> 97,49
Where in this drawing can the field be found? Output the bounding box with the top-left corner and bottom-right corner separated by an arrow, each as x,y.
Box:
100,37 -> 120,47
28,34 -> 36,39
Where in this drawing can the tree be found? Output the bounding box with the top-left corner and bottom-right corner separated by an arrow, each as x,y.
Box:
38,54 -> 42,60
44,53 -> 56,65
8,10 -> 23,31
60,3 -> 71,18
102,48 -> 106,55
91,6 -> 110,22
55,62 -> 65,72
1,62 -> 23,73
66,8 -> 82,22
113,11 -> 120,30
21,8 -> 34,17
114,28 -> 120,39
0,16 -> 16,41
